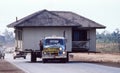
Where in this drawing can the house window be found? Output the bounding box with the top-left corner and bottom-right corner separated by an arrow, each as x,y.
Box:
72,30 -> 87,41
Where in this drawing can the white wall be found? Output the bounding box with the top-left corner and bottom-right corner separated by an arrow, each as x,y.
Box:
15,30 -> 23,51
87,29 -> 96,51
22,27 -> 72,51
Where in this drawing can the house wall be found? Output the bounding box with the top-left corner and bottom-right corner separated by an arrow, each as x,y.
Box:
22,27 -> 72,51
15,29 -> 23,51
87,29 -> 96,51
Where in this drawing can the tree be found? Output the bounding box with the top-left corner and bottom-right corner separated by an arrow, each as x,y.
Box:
113,29 -> 120,52
2,29 -> 15,44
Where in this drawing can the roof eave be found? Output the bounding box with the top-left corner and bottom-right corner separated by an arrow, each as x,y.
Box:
96,26 -> 106,29
7,25 -> 14,28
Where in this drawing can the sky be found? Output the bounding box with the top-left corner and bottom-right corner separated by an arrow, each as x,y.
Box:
0,0 -> 120,34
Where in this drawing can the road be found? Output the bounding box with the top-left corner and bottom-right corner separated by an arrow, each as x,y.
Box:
5,53 -> 120,73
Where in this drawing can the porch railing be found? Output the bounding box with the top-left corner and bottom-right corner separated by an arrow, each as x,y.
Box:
72,41 -> 89,51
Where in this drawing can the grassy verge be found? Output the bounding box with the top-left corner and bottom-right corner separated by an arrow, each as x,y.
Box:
70,53 -> 120,68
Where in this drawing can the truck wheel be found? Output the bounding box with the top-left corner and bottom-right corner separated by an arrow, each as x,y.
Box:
3,56 -> 5,59
64,59 -> 67,63
24,56 -> 26,59
66,52 -> 69,62
43,59 -> 47,63
13,57 -> 16,59
61,58 -> 67,63
31,52 -> 37,62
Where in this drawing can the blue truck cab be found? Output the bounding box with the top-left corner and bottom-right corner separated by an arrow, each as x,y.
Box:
42,36 -> 67,62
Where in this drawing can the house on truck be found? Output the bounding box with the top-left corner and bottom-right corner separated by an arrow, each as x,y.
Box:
7,9 -> 105,53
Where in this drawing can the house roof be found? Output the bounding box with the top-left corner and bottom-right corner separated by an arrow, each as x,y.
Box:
7,9 -> 106,28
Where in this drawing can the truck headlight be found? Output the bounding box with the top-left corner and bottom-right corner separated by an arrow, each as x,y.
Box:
43,52 -> 46,55
59,47 -> 62,50
63,51 -> 66,54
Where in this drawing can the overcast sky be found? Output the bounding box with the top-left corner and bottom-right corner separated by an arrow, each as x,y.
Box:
0,0 -> 120,33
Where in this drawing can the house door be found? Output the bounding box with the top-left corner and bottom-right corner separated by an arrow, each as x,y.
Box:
72,30 -> 88,52
72,30 -> 87,41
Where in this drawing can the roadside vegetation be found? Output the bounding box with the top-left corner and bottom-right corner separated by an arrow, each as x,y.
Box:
96,29 -> 120,53
71,53 -> 120,68
0,29 -> 15,52
0,29 -> 14,46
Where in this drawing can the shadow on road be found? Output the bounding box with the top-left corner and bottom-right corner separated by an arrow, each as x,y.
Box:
25,60 -> 100,64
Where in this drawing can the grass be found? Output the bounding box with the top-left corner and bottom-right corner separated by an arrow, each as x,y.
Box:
70,53 -> 120,68
96,43 -> 120,53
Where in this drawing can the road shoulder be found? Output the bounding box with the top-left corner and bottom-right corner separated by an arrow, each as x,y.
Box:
0,59 -> 25,73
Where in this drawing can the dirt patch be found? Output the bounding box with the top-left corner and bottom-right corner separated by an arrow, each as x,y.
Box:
70,53 -> 120,68
0,59 -> 25,73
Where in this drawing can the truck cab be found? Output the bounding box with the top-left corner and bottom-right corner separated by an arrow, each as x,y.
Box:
42,36 -> 67,63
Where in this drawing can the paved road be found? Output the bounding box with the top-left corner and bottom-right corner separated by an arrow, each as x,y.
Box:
5,53 -> 120,73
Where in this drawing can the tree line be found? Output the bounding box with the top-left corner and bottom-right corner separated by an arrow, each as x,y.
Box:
0,29 -> 15,47
96,29 -> 120,53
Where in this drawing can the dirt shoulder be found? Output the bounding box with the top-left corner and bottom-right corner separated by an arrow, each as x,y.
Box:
0,59 -> 25,73
70,53 -> 120,68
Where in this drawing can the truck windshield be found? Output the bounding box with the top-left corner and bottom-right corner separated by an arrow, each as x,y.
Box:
45,39 -> 64,45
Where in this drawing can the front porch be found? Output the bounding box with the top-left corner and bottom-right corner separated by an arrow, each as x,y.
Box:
72,41 -> 89,52
72,27 -> 95,52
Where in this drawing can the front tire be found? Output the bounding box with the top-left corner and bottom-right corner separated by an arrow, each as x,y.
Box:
43,59 -> 47,63
3,56 -> 5,59
60,58 -> 67,63
13,57 -> 16,59
24,56 -> 26,59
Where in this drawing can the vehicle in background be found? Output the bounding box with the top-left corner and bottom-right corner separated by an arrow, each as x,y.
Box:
13,51 -> 27,59
0,47 -> 5,59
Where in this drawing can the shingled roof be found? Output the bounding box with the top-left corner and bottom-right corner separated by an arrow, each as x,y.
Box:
7,9 -> 105,28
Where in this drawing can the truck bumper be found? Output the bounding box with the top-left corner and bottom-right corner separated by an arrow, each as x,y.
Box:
42,55 -> 67,59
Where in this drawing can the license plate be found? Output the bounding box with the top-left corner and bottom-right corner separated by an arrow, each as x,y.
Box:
43,48 -> 59,53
